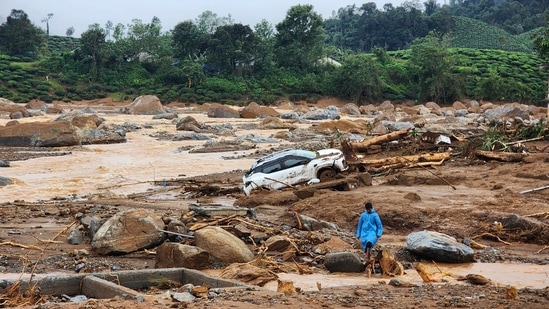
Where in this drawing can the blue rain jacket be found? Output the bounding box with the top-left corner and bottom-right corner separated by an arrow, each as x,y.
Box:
355,209 -> 383,250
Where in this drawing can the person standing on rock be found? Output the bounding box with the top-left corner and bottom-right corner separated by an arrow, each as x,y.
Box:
356,201 -> 383,261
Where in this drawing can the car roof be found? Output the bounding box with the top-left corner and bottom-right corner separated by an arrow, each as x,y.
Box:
251,148 -> 316,169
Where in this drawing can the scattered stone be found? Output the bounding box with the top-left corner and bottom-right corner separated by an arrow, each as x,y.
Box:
388,278 -> 417,287
155,242 -> 211,269
67,228 -> 84,245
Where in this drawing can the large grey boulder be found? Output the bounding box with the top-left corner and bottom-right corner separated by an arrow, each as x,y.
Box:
324,252 -> 364,273
155,242 -> 211,269
302,106 -> 340,120
91,209 -> 165,255
77,123 -> 127,144
406,230 -> 474,263
194,226 -> 254,263
484,104 -> 530,122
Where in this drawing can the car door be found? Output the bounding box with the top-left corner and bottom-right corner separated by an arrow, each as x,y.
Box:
279,155 -> 313,186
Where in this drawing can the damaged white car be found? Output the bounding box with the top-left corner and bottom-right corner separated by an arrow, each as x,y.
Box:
242,148 -> 348,196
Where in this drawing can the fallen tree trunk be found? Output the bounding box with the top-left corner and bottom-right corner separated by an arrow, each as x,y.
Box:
351,129 -> 410,152
475,150 -> 526,162
352,152 -> 451,168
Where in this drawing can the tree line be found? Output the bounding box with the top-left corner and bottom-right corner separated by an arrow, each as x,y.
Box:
0,1 -> 548,105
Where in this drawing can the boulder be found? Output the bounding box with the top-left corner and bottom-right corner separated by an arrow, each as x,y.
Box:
207,105 -> 241,118
324,251 -> 364,273
406,230 -> 474,263
240,102 -> 280,118
298,214 -> 339,231
155,242 -> 211,269
166,219 -> 190,242
302,106 -> 340,120
77,123 -> 127,144
55,111 -> 103,129
257,117 -> 294,129
123,95 -> 166,115
152,112 -> 178,120
264,235 -> 292,252
0,121 -> 80,147
0,176 -> 13,186
193,226 -> 254,263
175,116 -> 205,132
484,104 -> 530,122
0,98 -> 30,118
91,209 -> 165,255
340,103 -> 361,116
379,100 -> 395,111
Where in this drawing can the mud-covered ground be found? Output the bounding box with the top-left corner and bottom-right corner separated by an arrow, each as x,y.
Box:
1,98 -> 549,308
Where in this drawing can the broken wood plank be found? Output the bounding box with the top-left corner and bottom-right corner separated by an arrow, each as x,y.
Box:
351,152 -> 451,168
475,150 -> 526,162
351,129 -> 410,152
189,214 -> 237,231
293,176 -> 358,199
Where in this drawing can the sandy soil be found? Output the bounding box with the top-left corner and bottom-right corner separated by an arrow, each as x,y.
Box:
1,98 -> 549,308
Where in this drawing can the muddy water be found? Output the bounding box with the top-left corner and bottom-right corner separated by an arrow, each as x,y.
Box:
0,112 -> 284,203
266,262 -> 549,291
207,261 -> 549,290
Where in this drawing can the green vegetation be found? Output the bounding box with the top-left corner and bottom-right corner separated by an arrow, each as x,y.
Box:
0,2 -> 548,105
449,17 -> 533,52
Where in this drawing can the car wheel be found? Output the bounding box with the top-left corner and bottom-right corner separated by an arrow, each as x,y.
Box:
318,168 -> 336,182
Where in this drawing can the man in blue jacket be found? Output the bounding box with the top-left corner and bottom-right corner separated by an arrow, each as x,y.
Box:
356,201 -> 383,261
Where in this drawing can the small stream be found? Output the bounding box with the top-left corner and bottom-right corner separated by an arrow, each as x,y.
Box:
262,262 -> 549,291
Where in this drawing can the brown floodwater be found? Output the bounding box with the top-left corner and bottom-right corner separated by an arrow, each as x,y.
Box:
0,113 -> 273,203
208,261 -> 549,290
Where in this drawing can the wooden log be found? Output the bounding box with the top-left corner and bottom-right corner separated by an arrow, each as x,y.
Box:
352,152 -> 451,168
475,150 -> 527,162
351,129 -> 410,152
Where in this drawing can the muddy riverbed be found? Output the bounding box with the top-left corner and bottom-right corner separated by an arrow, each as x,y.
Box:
1,98 -> 549,308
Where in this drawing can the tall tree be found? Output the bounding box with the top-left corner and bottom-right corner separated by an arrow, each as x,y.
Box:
0,9 -> 44,57
274,4 -> 326,72
207,23 -> 256,75
126,17 -> 169,60
253,19 -> 276,75
331,54 -> 382,103
80,24 -> 106,79
408,31 -> 458,103
172,20 -> 208,60
65,26 -> 75,37
195,10 -> 233,34
41,13 -> 54,35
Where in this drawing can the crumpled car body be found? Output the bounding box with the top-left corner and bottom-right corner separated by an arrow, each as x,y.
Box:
242,148 -> 348,196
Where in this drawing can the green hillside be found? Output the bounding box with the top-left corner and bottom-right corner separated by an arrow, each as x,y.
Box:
46,35 -> 80,55
449,16 -> 533,52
